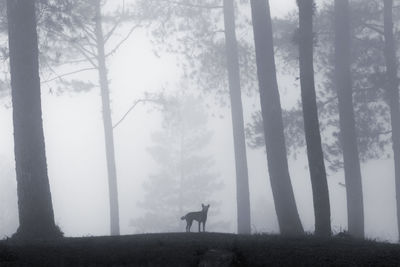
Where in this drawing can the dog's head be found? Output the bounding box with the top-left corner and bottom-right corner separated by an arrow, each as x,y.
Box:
201,203 -> 210,213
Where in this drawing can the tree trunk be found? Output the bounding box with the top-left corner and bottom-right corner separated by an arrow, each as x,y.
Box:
298,0 -> 331,237
383,0 -> 400,242
223,0 -> 251,234
7,0 -> 61,239
179,122 -> 185,230
334,0 -> 364,238
250,0 -> 303,236
94,0 -> 120,236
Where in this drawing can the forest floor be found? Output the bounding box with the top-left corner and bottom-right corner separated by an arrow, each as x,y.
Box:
1,232 -> 400,266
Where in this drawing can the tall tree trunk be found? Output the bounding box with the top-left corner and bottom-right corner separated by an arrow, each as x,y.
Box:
178,122 -> 185,230
383,0 -> 400,242
7,0 -> 61,239
297,0 -> 331,237
94,0 -> 120,236
334,0 -> 364,238
223,0 -> 251,234
250,0 -> 303,236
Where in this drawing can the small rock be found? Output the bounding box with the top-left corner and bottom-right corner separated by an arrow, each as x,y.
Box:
198,249 -> 236,267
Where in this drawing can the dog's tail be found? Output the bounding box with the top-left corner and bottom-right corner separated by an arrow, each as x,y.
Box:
180,215 -> 186,220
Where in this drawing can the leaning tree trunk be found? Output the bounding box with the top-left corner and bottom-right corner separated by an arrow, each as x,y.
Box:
7,0 -> 61,239
383,0 -> 400,242
334,0 -> 364,238
94,0 -> 120,236
250,0 -> 303,236
298,0 -> 331,237
223,0 -> 251,234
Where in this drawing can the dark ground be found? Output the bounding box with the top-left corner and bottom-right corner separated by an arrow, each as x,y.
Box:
1,232 -> 400,266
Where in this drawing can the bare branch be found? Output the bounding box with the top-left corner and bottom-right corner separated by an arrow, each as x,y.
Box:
80,24 -> 98,45
41,67 -> 97,84
60,57 -> 97,65
104,19 -> 123,44
47,28 -> 99,67
72,43 -> 98,68
113,98 -> 163,129
104,0 -> 127,44
105,23 -> 143,58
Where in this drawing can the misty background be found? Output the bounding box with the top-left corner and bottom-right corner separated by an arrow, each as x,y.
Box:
0,0 -> 397,242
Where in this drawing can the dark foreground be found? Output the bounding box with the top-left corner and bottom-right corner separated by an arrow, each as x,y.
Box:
1,232 -> 400,266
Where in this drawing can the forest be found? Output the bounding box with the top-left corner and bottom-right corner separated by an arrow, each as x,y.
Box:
2,0 -> 400,266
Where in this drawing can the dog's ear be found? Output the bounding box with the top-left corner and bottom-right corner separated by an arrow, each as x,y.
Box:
202,203 -> 204,207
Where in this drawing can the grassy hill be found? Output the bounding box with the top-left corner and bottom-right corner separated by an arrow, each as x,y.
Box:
1,232 -> 400,266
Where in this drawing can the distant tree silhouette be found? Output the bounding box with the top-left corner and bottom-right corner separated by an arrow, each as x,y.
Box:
131,94 -> 225,233
250,0 -> 303,236
6,0 -> 62,239
297,0 -> 331,237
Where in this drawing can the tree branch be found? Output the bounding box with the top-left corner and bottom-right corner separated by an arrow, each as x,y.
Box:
105,23 -> 143,58
72,43 -> 98,68
113,98 -> 163,129
104,0 -> 127,44
49,28 -> 99,68
80,24 -> 98,45
41,67 -> 97,84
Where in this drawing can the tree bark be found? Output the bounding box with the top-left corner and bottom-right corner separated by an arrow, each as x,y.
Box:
7,0 -> 61,239
383,0 -> 400,242
298,0 -> 331,237
334,0 -> 364,238
223,0 -> 251,234
250,0 -> 303,236
94,0 -> 120,236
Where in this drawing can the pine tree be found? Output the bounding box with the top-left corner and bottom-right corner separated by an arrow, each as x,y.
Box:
297,0 -> 331,237
383,0 -> 400,242
131,94 -> 225,233
7,0 -> 62,239
334,0 -> 364,238
250,0 -> 303,236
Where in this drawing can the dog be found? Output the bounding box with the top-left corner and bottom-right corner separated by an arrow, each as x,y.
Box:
181,204 -> 210,232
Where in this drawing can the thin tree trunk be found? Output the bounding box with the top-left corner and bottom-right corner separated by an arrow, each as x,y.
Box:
334,0 -> 364,238
298,0 -> 331,237
250,0 -> 303,236
223,0 -> 251,234
178,119 -> 185,230
383,0 -> 400,242
7,0 -> 60,239
94,0 -> 120,236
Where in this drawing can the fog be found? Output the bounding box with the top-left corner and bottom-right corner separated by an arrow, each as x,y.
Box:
0,0 -> 398,243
